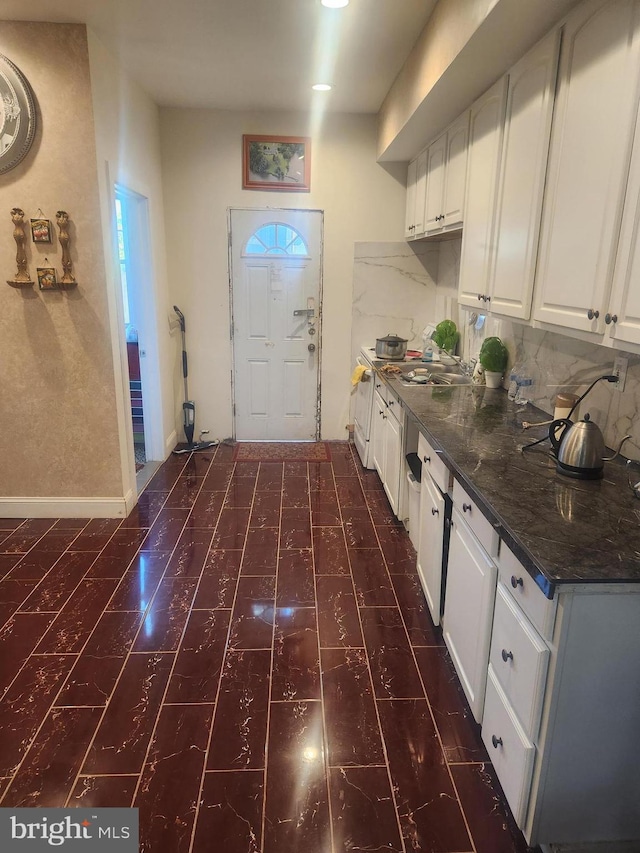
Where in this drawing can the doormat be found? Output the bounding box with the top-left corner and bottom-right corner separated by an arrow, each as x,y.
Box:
232,442 -> 331,462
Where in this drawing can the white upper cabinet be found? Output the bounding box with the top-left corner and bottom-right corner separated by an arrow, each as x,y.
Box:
534,0 -> 640,334
404,158 -> 418,239
405,149 -> 428,239
488,30 -> 561,320
413,148 -> 428,237
443,112 -> 470,229
458,77 -> 508,310
424,113 -> 470,235
607,98 -> 640,346
424,132 -> 447,233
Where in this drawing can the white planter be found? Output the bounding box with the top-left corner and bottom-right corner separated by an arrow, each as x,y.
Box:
484,370 -> 503,389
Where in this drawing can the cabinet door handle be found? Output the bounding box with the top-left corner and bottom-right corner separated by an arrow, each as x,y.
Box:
587,308 -> 600,320
462,503 -> 472,513
501,649 -> 514,663
423,455 -> 431,463
431,507 -> 439,516
605,313 -> 618,324
477,294 -> 483,301
379,410 -> 385,415
510,575 -> 524,589
486,295 -> 491,303
491,735 -> 503,749
388,399 -> 394,406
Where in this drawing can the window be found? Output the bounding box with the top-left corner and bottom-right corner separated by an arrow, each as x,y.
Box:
245,223 -> 308,256
114,195 -> 130,325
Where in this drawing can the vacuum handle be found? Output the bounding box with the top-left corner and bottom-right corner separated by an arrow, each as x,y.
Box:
182,350 -> 188,379
173,305 -> 186,332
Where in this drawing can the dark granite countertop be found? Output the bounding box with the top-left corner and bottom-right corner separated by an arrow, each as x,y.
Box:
377,368 -> 640,597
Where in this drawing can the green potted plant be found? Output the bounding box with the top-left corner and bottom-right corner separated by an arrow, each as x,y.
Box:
479,336 -> 508,388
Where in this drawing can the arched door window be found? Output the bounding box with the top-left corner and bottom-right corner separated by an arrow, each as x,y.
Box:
244,222 -> 309,256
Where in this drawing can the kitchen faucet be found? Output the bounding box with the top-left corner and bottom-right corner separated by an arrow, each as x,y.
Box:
430,336 -> 476,375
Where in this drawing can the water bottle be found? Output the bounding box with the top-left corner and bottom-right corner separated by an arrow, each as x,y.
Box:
515,376 -> 534,406
507,364 -> 521,401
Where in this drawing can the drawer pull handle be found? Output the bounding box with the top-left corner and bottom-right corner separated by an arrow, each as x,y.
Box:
423,455 -> 431,463
462,503 -> 472,513
491,735 -> 503,749
501,649 -> 514,663
510,575 -> 524,589
431,507 -> 439,516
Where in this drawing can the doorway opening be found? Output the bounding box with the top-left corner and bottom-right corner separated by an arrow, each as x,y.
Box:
229,208 -> 324,441
114,184 -> 161,484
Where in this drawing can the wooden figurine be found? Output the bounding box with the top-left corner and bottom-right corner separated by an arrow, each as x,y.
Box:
7,207 -> 34,288
56,210 -> 77,288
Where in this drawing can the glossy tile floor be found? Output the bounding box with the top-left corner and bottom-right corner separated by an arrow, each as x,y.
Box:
0,441 -> 534,852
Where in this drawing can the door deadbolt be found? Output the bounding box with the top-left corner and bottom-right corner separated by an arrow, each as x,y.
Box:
308,343 -> 316,352
308,326 -> 316,335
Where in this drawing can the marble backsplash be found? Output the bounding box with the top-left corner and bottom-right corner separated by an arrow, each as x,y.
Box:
441,238 -> 640,462
351,242 -> 440,368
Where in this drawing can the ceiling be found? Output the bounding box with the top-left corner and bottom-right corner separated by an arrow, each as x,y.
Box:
1,0 -> 438,114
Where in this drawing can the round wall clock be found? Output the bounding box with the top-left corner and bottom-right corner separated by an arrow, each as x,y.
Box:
0,54 -> 36,175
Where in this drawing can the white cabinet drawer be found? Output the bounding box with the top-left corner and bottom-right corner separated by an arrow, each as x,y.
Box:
495,540 -> 556,640
490,582 -> 549,741
452,478 -> 499,557
418,431 -> 450,494
373,376 -> 389,405
482,665 -> 535,828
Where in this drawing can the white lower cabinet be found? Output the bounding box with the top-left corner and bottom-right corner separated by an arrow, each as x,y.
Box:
371,386 -> 403,517
443,502 -> 497,722
417,471 -> 446,626
489,582 -> 550,741
482,666 -> 536,827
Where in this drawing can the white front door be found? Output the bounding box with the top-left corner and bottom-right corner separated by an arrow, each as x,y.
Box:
230,208 -> 323,440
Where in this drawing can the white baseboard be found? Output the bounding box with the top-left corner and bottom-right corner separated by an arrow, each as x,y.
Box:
0,496 -> 129,519
165,430 -> 177,456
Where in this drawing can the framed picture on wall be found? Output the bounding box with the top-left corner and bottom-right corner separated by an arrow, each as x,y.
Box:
37,266 -> 57,290
30,218 -> 52,243
243,135 -> 311,192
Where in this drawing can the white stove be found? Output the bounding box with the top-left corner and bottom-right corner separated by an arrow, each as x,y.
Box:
353,346 -> 419,469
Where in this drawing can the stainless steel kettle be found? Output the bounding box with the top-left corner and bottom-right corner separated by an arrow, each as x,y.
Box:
549,413 -> 629,479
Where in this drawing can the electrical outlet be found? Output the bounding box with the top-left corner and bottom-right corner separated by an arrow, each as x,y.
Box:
613,355 -> 628,392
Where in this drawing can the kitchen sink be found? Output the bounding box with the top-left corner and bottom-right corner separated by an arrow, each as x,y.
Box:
397,371 -> 473,387
390,362 -> 473,386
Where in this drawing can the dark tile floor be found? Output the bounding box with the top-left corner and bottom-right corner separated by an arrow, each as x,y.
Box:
0,441 -> 533,852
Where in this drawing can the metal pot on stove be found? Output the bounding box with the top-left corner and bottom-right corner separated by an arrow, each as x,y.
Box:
375,333 -> 408,360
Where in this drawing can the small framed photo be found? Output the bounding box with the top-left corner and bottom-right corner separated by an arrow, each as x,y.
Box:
37,267 -> 57,290
243,135 -> 311,192
30,218 -> 52,243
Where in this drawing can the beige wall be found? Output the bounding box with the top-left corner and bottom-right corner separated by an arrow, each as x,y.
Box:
0,23 -> 122,503
159,109 -> 406,441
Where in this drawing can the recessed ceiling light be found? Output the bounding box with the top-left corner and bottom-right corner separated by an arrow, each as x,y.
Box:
321,0 -> 349,8
312,83 -> 332,91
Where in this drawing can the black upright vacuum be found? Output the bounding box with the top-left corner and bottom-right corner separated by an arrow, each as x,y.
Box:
172,306 -> 219,454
